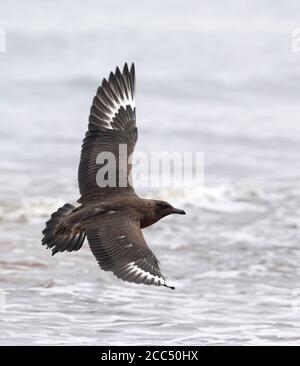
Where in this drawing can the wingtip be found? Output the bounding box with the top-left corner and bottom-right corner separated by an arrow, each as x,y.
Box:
122,62 -> 135,74
123,62 -> 129,74
111,63 -> 135,85
130,62 -> 135,74
101,77 -> 108,88
115,66 -> 122,77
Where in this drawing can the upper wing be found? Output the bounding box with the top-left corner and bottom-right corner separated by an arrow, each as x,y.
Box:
78,63 -> 137,202
84,211 -> 174,289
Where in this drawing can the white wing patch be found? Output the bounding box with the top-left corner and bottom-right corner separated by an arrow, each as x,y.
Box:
111,98 -> 134,127
96,95 -> 135,129
123,261 -> 166,286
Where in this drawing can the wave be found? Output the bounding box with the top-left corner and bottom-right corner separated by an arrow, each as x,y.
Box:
156,182 -> 269,213
0,198 -> 66,223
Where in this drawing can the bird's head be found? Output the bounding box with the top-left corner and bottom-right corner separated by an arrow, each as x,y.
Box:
153,200 -> 186,219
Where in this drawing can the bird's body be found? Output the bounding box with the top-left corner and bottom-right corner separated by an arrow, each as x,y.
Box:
42,63 -> 185,289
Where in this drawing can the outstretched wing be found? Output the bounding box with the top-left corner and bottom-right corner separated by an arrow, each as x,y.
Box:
84,212 -> 174,289
78,63 -> 137,202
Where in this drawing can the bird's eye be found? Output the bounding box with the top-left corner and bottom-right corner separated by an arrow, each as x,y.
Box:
158,202 -> 169,209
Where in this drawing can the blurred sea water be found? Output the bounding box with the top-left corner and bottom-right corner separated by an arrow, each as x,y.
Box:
0,0 -> 300,345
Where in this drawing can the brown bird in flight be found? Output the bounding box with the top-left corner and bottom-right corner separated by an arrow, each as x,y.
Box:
42,63 -> 185,289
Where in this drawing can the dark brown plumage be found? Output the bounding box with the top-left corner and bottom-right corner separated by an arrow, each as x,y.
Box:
42,63 -> 185,289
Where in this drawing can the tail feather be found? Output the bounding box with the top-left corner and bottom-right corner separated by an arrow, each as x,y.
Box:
42,203 -> 86,255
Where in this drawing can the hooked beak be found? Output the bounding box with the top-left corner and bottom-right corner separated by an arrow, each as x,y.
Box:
172,208 -> 186,215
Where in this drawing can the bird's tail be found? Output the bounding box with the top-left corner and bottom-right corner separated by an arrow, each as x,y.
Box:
42,203 -> 86,256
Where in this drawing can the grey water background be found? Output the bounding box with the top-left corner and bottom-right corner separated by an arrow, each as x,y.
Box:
1,0 -> 300,345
